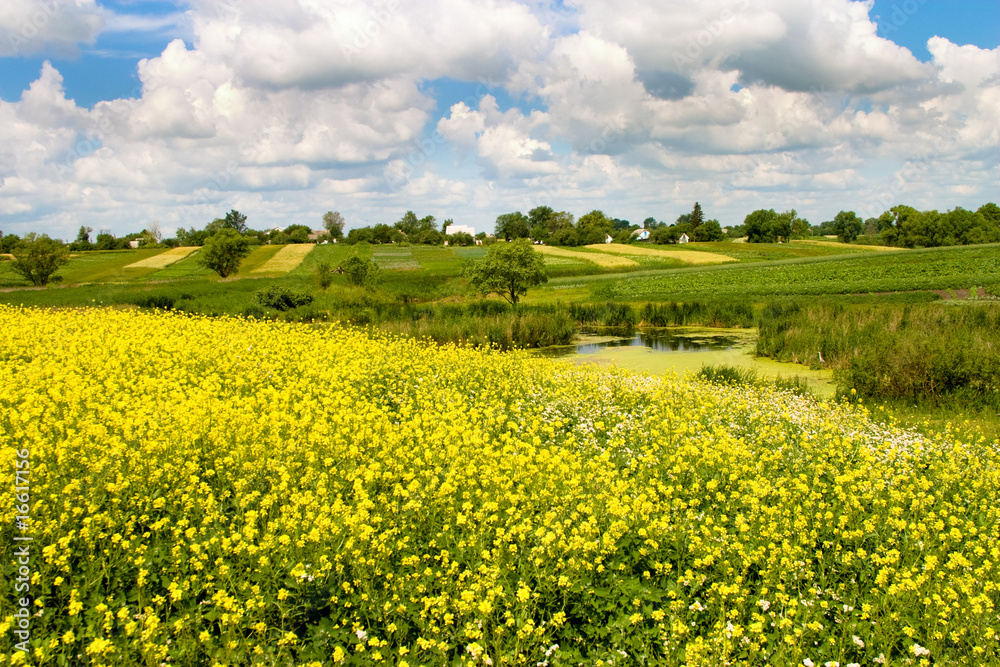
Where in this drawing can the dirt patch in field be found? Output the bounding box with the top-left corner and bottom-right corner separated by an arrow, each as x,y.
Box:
933,287 -> 990,300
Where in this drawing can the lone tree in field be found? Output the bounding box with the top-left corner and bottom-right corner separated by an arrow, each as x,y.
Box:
833,210 -> 864,243
198,228 -> 252,277
343,255 -> 381,288
10,235 -> 70,286
222,210 -> 248,235
463,238 -> 547,305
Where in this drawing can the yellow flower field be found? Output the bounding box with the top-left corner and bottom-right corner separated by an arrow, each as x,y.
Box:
584,243 -> 737,265
252,244 -> 316,274
123,246 -> 199,269
0,306 -> 997,666
535,245 -> 638,268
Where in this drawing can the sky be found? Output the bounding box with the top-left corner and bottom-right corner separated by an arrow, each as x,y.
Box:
0,0 -> 997,240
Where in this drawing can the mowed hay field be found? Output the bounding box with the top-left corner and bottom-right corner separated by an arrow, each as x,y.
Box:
793,239 -> 903,252
584,243 -> 736,265
535,245 -> 638,268
123,247 -> 200,270
1,306 -> 997,666
252,244 -> 316,274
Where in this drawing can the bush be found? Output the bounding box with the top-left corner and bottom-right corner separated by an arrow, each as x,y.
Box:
132,294 -> 176,310
314,261 -> 335,289
344,256 -> 382,288
255,285 -> 315,311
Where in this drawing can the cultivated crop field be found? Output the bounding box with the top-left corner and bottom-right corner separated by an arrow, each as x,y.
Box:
1,307 -> 997,666
583,244 -> 736,266
252,244 -> 316,274
123,247 -> 199,270
535,245 -> 639,269
586,244 -> 1000,301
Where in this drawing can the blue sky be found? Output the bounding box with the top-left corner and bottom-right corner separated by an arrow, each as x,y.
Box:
0,0 -> 997,238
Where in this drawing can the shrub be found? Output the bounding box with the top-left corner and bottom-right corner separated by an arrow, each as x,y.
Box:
344,256 -> 382,288
255,285 -> 315,311
314,261 -> 335,289
132,294 -> 176,310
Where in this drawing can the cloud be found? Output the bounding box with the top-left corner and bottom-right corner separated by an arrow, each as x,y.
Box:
186,0 -> 545,89
0,0 -> 996,239
576,0 -> 930,93
0,0 -> 105,57
438,96 -> 558,179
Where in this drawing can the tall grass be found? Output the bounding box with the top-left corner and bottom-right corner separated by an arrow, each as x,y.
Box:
568,301 -> 755,328
757,301 -> 1000,407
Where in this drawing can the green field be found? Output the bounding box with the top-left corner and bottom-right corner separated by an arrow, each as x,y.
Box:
572,244 -> 1000,301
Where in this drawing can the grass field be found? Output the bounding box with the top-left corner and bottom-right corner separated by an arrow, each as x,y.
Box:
1,306 -> 997,665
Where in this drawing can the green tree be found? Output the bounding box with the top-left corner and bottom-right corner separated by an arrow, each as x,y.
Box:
550,226 -> 579,246
95,231 -> 127,250
832,210 -> 863,243
790,213 -> 812,239
223,210 -> 248,234
689,202 -> 704,229
577,210 -> 613,245
395,211 -> 421,236
283,224 -> 312,243
463,238 -> 547,305
448,231 -> 475,246
322,211 -> 345,239
198,228 -> 252,277
977,202 -> 1000,226
0,233 -> 19,254
495,212 -> 530,240
10,235 -> 70,286
744,209 -> 779,243
693,219 -> 725,242
70,226 -> 94,251
343,255 -> 382,287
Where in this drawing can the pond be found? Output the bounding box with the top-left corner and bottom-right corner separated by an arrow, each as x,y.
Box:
533,327 -> 837,398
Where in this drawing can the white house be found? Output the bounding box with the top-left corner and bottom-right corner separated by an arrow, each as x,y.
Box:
631,229 -> 651,241
444,224 -> 476,236
679,233 -> 690,244
604,234 -> 614,244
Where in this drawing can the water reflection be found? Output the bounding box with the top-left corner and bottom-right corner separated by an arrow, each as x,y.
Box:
536,327 -> 754,358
